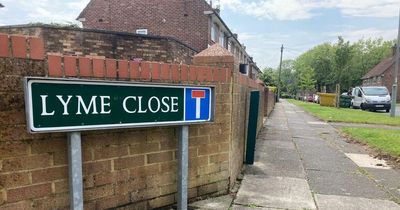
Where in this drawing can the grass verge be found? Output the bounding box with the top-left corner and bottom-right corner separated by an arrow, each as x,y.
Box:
341,127 -> 400,157
287,99 -> 400,126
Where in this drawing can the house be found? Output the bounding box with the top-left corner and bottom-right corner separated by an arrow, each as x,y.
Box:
362,51 -> 400,101
77,0 -> 261,79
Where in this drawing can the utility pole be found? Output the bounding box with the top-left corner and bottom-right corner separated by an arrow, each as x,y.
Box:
391,9 -> 400,117
277,44 -> 284,102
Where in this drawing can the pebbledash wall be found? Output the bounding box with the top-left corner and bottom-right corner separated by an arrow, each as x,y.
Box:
0,25 -> 197,65
0,32 -> 274,209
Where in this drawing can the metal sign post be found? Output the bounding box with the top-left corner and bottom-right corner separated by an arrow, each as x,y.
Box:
68,132 -> 83,210
177,125 -> 189,210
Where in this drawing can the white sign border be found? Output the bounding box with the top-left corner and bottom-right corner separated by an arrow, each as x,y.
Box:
24,77 -> 214,133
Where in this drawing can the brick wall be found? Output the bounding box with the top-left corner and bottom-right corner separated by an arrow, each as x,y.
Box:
0,26 -> 197,65
264,88 -> 276,117
0,33 -> 271,209
80,0 -> 211,52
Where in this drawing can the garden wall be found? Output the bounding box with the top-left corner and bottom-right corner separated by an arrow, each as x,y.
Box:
0,32 -> 272,209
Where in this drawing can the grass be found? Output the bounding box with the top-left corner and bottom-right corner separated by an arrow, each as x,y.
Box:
341,127 -> 400,157
287,99 -> 400,126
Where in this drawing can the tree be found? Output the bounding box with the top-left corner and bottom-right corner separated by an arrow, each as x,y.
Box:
298,67 -> 316,94
334,36 -> 353,91
267,37 -> 394,96
260,67 -> 278,86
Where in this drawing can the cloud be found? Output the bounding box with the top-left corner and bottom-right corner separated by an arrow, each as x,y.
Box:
334,0 -> 400,18
0,0 -> 90,24
329,27 -> 398,42
220,0 -> 320,21
220,0 -> 400,20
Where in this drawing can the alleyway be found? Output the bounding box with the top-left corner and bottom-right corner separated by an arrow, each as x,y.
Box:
232,100 -> 400,210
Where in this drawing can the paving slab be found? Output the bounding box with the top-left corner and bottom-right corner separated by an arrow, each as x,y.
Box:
245,159 -> 305,179
315,194 -> 400,210
345,153 -> 391,169
306,169 -> 389,199
255,147 -> 301,162
189,195 -> 233,210
364,168 -> 400,200
255,140 -> 296,150
234,175 -> 316,210
231,205 -> 283,210
300,152 -> 358,172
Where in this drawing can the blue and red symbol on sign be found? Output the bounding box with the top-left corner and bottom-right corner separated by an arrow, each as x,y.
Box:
185,88 -> 211,121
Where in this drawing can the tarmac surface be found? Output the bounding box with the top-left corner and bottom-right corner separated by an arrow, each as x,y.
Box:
189,100 -> 400,210
232,100 -> 400,210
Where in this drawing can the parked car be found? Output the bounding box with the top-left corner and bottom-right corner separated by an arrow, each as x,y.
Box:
313,94 -> 319,103
307,95 -> 314,102
351,86 -> 391,112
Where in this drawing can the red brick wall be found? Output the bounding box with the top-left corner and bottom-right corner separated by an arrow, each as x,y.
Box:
0,26 -> 197,64
0,33 -> 269,209
81,0 -> 211,52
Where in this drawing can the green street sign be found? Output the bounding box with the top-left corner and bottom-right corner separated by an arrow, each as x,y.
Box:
24,78 -> 213,133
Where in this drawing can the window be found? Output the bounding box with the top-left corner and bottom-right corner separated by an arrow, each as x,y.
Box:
219,32 -> 225,47
136,29 -> 148,35
211,23 -> 219,42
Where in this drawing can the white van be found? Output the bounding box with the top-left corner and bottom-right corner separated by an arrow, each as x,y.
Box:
351,86 -> 391,112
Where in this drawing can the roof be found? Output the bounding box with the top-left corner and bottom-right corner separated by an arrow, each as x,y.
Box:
194,43 -> 233,57
77,1 -> 91,20
362,56 -> 395,79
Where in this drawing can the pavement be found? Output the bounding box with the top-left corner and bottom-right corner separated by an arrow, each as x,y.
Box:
230,100 -> 400,210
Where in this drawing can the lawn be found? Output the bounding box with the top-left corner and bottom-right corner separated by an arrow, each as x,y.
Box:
287,99 -> 400,126
341,127 -> 400,157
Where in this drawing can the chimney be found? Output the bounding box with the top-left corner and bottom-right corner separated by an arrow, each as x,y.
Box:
233,33 -> 238,39
214,0 -> 221,14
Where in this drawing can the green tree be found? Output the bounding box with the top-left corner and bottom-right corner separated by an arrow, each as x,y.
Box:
260,67 -> 278,86
334,36 -> 353,91
298,67 -> 316,93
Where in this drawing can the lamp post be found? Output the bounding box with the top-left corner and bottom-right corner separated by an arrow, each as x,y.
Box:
390,9 -> 400,117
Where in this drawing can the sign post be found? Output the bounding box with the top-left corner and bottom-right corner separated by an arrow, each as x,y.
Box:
177,125 -> 189,210
68,132 -> 83,210
24,77 -> 214,209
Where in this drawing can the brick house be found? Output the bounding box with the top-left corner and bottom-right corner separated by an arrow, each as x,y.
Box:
77,0 -> 261,79
362,55 -> 400,102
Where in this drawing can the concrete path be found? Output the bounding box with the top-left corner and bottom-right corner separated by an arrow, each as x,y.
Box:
232,100 -> 400,210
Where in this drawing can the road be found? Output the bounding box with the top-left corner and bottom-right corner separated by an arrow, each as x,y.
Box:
232,100 -> 400,210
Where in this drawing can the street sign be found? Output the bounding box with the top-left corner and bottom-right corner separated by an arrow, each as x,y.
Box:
24,77 -> 213,133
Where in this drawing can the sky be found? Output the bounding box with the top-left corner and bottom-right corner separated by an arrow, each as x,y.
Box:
0,0 -> 399,69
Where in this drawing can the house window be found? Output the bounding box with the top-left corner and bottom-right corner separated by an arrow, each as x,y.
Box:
219,32 -> 225,47
211,23 -> 219,42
